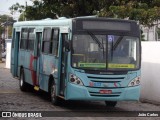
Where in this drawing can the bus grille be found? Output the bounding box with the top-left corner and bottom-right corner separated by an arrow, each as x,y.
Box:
86,75 -> 125,97
87,75 -> 125,88
87,76 -> 125,80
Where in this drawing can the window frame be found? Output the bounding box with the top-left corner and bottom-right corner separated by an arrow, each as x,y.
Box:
20,28 -> 28,50
20,28 -> 35,51
42,27 -> 59,55
42,27 -> 52,54
51,28 -> 59,56
27,28 -> 35,51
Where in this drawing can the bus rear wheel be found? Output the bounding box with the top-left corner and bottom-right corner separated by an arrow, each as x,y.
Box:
50,81 -> 59,105
105,101 -> 117,107
19,69 -> 27,91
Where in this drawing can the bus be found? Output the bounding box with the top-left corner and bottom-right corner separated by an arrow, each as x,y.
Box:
11,16 -> 141,107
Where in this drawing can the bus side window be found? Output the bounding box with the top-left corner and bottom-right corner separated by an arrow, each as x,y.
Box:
27,28 -> 35,51
52,29 -> 59,56
20,28 -> 28,50
42,28 -> 52,54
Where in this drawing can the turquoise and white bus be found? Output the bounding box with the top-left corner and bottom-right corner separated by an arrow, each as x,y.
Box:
11,16 -> 141,107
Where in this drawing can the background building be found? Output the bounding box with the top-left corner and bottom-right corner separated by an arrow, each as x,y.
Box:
141,21 -> 160,41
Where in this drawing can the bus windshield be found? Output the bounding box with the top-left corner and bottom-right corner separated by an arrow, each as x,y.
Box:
71,33 -> 140,71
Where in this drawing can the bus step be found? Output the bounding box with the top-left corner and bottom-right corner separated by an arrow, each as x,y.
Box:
58,95 -> 65,99
34,86 -> 40,91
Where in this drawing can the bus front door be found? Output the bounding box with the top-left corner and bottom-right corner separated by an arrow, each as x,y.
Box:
33,32 -> 42,88
11,31 -> 20,77
60,33 -> 68,96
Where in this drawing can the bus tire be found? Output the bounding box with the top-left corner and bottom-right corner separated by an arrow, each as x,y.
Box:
50,80 -> 59,105
19,69 -> 27,91
105,101 -> 117,107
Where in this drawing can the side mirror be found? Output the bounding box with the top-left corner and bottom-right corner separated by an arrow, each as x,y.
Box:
65,40 -> 71,52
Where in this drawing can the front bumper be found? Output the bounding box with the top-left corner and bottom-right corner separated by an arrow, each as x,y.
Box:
66,83 -> 140,101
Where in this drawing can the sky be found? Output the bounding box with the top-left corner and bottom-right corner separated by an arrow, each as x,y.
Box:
0,0 -> 32,19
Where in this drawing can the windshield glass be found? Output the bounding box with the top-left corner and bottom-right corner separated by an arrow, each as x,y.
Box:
71,34 -> 140,71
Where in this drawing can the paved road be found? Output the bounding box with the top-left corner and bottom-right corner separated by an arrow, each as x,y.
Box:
0,62 -> 160,120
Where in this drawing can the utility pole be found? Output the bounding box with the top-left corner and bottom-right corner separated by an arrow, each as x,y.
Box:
6,16 -> 8,39
25,1 -> 27,21
0,42 -> 2,62
0,21 -> 2,62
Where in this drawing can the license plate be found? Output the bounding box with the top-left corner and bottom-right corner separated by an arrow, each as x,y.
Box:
99,90 -> 112,94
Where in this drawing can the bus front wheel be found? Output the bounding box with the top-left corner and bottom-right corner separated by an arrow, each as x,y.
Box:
19,69 -> 27,91
50,81 -> 59,105
105,101 -> 117,107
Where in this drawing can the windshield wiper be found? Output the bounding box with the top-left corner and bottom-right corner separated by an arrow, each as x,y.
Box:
112,36 -> 123,50
110,36 -> 123,60
87,31 -> 104,49
87,31 -> 105,59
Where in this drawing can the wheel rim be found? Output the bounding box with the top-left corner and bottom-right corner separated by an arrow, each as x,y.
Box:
20,74 -> 23,87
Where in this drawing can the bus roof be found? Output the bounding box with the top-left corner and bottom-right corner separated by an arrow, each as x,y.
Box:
13,17 -> 72,27
13,16 -> 138,28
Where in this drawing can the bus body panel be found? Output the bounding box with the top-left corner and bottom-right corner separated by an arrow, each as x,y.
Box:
66,83 -> 140,100
18,50 -> 35,85
39,54 -> 59,92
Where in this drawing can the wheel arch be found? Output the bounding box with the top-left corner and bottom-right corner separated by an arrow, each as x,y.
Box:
48,74 -> 55,93
19,65 -> 24,79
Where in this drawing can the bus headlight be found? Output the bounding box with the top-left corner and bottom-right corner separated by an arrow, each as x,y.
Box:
128,76 -> 140,87
69,74 -> 84,86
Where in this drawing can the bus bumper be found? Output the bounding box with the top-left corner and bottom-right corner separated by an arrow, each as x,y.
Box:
66,83 -> 140,101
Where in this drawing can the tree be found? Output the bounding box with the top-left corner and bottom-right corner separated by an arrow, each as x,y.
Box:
9,3 -> 25,14
10,0 -> 100,20
9,0 -> 160,28
0,15 -> 15,39
98,0 -> 160,27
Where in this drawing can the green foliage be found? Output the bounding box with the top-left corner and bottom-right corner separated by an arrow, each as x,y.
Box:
18,13 -> 25,21
98,0 -> 160,27
10,0 -> 100,20
9,0 -> 160,28
9,3 -> 25,14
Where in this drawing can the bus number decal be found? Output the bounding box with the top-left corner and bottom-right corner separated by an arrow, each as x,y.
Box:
108,35 -> 114,42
